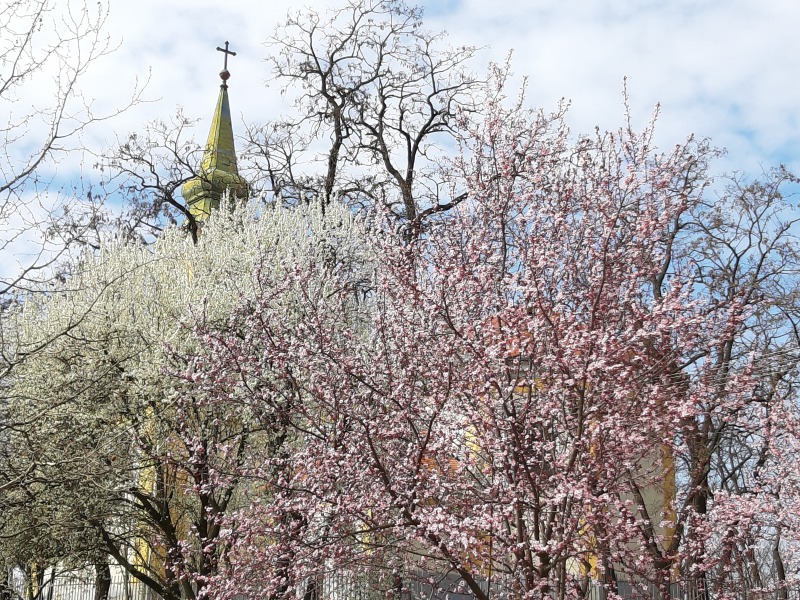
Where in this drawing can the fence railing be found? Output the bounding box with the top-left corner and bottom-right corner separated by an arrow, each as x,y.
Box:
8,568 -> 156,600
321,570 -> 800,600
7,567 -> 799,600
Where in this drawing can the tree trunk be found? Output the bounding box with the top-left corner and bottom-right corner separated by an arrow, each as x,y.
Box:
94,562 -> 112,600
773,529 -> 788,600
0,568 -> 13,600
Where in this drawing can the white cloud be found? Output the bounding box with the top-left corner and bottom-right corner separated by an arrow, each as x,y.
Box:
50,1 -> 800,171
419,0 -> 800,174
8,0 -> 800,214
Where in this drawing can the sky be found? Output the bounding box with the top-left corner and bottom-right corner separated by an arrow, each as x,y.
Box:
3,0 -> 800,280
77,0 -> 800,177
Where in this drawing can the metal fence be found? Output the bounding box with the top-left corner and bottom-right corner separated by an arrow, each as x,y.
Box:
7,568 -> 799,600
8,568 -> 155,600
316,572 -> 800,600
582,580 -> 800,600
320,570 -> 800,600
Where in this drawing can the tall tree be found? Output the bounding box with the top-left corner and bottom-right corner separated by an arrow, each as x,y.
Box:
0,0 -> 143,295
197,88 -> 800,600
0,201 -> 370,600
249,0 -> 483,229
1,2 -> 142,596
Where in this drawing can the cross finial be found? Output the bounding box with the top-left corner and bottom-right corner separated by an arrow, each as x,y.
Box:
216,41 -> 236,87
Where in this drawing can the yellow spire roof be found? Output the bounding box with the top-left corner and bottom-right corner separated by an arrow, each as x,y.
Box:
181,42 -> 248,221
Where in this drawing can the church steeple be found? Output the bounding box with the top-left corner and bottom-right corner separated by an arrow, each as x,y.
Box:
181,42 -> 248,221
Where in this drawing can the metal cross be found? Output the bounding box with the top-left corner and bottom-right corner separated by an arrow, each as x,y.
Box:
216,41 -> 237,71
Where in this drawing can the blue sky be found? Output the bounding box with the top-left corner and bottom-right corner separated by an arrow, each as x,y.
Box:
76,0 -> 799,177
3,0 -> 800,281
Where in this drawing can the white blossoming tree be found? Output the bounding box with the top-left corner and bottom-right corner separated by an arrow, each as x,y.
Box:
0,200 -> 371,600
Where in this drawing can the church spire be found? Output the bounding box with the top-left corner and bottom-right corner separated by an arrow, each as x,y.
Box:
181,42 -> 248,222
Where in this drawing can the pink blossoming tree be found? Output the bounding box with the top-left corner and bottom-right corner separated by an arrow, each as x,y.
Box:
185,83 -> 800,600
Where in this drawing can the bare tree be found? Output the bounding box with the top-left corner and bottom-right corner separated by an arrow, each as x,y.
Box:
688,167 -> 800,595
251,0 -> 483,228
642,163 -> 800,596
99,110 -> 204,243
1,3 -> 144,596
0,0 -> 143,295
